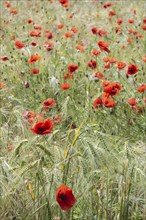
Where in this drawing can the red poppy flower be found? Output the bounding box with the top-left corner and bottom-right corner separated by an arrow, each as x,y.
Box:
91,27 -> 98,34
131,105 -> 138,112
143,18 -> 146,24
28,19 -> 33,24
91,28 -> 107,37
117,61 -> 127,70
141,24 -> 146,30
128,29 -> 136,35
43,98 -> 55,110
15,40 -> 25,49
103,82 -> 122,96
56,184 -> 76,211
31,42 -> 37,47
57,24 -> 64,29
10,9 -> 18,14
44,41 -> 54,51
103,99 -> 116,108
65,32 -> 72,38
45,31 -> 53,39
127,64 -> 138,75
59,0 -> 69,8
103,57 -> 116,63
69,13 -> 74,19
53,115 -> 64,123
30,30 -> 41,37
128,29 -> 137,35
133,9 -> 136,14
75,45 -> 84,53
97,29 -> 108,37
68,64 -> 78,73
115,26 -> 122,34
128,19 -> 135,24
117,19 -> 123,25
31,118 -> 54,135
127,36 -> 132,44
7,146 -> 13,151
136,84 -> 146,92
102,93 -> 116,108
88,60 -> 97,69
64,71 -> 74,80
1,56 -> 9,61
102,80 -> 110,88
122,45 -> 126,50
142,55 -> 146,63
104,62 -> 110,69
109,10 -> 116,16
127,98 -> 138,106
103,2 -> 112,8
94,71 -> 105,80
28,54 -> 41,64
0,82 -> 6,88
90,49 -> 101,56
5,1 -> 11,8
31,68 -> 39,74
136,34 -> 143,39
103,98 -> 116,108
101,92 -> 110,100
97,40 -> 110,53
63,73 -> 69,81
22,111 -> 36,120
34,26 -> 42,30
93,97 -> 103,109
70,27 -> 78,34
22,111 -> 37,125
60,83 -> 71,90
103,57 -> 110,63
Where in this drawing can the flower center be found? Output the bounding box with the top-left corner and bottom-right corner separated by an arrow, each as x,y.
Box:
58,193 -> 66,201
38,127 -> 45,132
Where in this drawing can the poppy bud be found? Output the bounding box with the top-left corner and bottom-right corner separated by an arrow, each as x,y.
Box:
24,81 -> 30,88
20,71 -> 25,76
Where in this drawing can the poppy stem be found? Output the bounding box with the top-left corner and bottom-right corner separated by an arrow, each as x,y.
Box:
62,121 -> 74,184
65,210 -> 71,219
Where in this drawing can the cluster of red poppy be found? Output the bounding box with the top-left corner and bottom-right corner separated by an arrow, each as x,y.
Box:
93,81 -> 122,109
127,96 -> 146,113
61,64 -> 79,90
91,27 -> 108,37
22,111 -> 44,126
